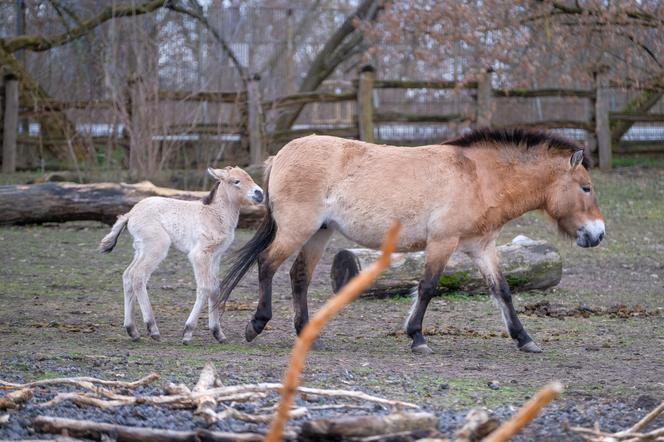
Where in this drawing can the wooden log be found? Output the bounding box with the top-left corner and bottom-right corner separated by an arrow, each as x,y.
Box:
494,88 -> 594,98
261,90 -> 356,110
247,74 -> 264,167
594,67 -> 612,171
476,69 -> 494,127
0,181 -> 266,228
373,111 -> 469,123
2,76 -> 18,173
370,79 -> 478,90
357,65 -> 376,143
299,412 -> 438,441
330,236 -> 562,297
32,416 -> 263,442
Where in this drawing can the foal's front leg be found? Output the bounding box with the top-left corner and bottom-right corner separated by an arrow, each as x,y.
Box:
470,241 -> 541,353
183,247 -> 216,344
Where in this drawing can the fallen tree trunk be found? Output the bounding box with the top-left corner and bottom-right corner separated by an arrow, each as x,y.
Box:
299,412 -> 439,441
32,415 -> 263,442
330,236 -> 562,297
0,181 -> 266,228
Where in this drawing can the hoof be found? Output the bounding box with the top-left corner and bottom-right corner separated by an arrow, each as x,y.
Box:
519,341 -> 543,353
125,325 -> 140,341
211,327 -> 227,343
311,338 -> 324,351
150,333 -> 161,342
245,322 -> 259,342
411,344 -> 434,354
182,337 -> 192,345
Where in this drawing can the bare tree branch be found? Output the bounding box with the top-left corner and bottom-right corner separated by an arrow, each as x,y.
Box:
0,0 -> 169,53
167,0 -> 248,85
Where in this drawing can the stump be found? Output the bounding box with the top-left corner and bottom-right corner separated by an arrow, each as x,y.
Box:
0,181 -> 266,228
330,235 -> 562,297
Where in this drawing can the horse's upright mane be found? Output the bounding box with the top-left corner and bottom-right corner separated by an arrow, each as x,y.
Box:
202,181 -> 220,205
444,128 -> 589,166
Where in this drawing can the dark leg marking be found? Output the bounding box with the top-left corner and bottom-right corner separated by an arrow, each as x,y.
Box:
125,325 -> 140,341
146,320 -> 160,341
406,277 -> 438,354
246,254 -> 274,342
290,251 -> 323,350
492,276 -> 541,352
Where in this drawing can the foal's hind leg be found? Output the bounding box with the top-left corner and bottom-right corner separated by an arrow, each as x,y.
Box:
128,236 -> 170,341
469,241 -> 541,353
405,238 -> 459,354
289,228 -> 333,348
207,253 -> 225,343
122,255 -> 141,341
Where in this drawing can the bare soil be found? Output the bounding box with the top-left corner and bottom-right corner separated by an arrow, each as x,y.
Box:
1,167 -> 663,440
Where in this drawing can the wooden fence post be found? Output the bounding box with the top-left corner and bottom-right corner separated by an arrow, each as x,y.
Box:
476,68 -> 494,128
594,67 -> 611,171
357,65 -> 375,143
2,74 -> 18,173
247,73 -> 264,167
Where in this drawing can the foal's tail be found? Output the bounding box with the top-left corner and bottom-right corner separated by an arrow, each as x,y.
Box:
217,157 -> 277,309
99,214 -> 129,253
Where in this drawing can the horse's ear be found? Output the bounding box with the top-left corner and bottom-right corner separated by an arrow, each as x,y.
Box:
570,150 -> 584,169
207,167 -> 228,181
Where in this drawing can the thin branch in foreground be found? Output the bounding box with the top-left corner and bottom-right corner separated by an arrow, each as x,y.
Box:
483,382 -> 563,442
0,373 -> 159,390
265,221 -> 402,442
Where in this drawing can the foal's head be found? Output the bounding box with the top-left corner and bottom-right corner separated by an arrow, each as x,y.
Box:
545,150 -> 605,248
206,167 -> 264,206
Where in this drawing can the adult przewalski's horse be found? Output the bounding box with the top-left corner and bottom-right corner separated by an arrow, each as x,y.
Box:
219,129 -> 605,354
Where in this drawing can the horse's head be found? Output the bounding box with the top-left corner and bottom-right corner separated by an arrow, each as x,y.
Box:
207,166 -> 264,206
545,150 -> 605,248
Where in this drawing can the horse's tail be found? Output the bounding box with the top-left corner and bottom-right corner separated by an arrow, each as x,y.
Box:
99,214 -> 129,253
217,157 -> 277,308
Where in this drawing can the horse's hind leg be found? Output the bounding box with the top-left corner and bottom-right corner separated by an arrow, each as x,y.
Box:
207,253 -> 225,343
245,227 -> 318,342
405,238 -> 459,354
122,254 -> 141,341
290,228 -> 333,347
128,234 -> 170,341
470,241 -> 541,353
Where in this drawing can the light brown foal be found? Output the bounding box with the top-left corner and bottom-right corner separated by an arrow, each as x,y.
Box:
219,129 -> 605,354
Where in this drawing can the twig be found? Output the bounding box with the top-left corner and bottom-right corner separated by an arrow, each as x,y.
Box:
33,415 -> 263,441
0,388 -> 33,410
265,221 -> 402,442
0,373 -> 159,390
193,362 -> 220,425
455,408 -> 498,442
0,414 -> 9,424
218,405 -> 308,424
483,382 -> 563,442
617,401 -> 664,436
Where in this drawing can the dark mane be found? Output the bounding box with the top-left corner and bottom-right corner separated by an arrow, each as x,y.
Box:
444,128 -> 591,167
202,181 -> 220,205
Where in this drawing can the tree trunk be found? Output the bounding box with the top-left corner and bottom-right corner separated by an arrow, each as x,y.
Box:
0,46 -> 88,162
0,181 -> 265,228
330,236 -> 562,298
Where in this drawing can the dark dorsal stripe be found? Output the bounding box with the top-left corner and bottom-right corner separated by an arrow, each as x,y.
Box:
444,128 -> 591,168
202,181 -> 220,205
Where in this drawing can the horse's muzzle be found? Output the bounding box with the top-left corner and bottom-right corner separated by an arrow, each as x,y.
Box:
576,219 -> 605,248
252,188 -> 264,204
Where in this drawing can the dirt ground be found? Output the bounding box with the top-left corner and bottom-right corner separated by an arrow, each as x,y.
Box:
1,167 -> 663,440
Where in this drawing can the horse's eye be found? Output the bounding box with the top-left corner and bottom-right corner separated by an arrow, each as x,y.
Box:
234,180 -> 241,185
581,185 -> 592,193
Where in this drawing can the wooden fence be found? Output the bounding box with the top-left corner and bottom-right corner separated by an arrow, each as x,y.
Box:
2,67 -> 663,173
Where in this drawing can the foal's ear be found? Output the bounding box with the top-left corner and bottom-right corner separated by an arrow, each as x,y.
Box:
207,167 -> 228,181
570,150 -> 584,170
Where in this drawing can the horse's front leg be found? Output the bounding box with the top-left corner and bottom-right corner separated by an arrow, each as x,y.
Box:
405,238 -> 459,354
470,240 -> 541,353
